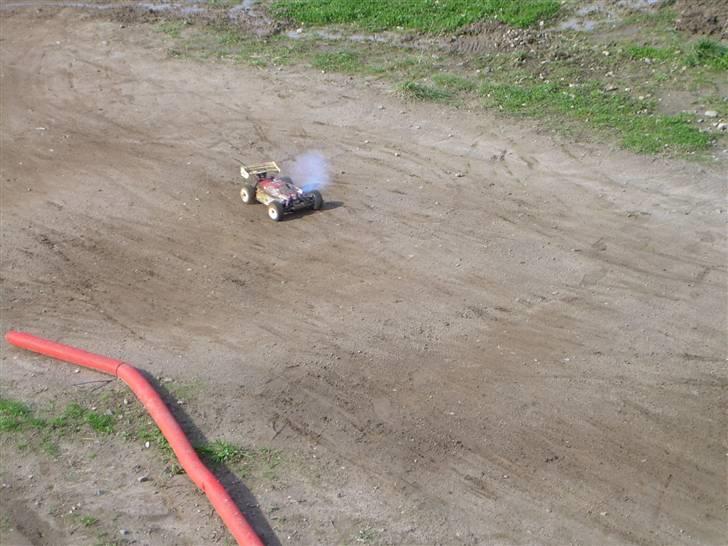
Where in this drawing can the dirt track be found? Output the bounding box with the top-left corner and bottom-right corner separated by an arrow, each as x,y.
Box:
1,8 -> 726,546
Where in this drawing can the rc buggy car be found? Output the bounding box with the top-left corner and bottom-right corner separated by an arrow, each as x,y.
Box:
239,161 -> 324,221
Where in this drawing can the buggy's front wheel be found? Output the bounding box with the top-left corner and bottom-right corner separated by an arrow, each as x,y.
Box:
268,202 -> 283,221
310,190 -> 323,210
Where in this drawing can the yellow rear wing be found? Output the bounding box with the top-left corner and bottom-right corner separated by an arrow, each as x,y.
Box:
240,161 -> 280,179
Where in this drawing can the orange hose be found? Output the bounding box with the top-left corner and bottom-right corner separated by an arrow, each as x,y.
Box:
5,330 -> 265,546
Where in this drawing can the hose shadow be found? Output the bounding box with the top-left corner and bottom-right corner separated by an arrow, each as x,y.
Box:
146,374 -> 283,546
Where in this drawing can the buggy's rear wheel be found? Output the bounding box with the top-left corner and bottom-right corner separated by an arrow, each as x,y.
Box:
240,185 -> 256,204
310,190 -> 323,210
268,202 -> 283,221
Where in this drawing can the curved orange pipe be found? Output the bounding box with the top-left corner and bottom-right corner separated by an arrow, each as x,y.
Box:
5,330 -> 264,546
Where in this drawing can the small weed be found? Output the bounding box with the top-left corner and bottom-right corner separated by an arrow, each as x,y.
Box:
257,447 -> 283,480
355,527 -> 378,543
208,0 -> 238,7
312,51 -> 361,73
136,424 -> 171,453
86,412 -> 114,434
686,39 -> 728,71
216,28 -> 247,48
158,20 -> 186,38
51,403 -> 114,434
397,81 -> 452,102
380,55 -> 438,80
622,7 -> 677,28
625,44 -> 674,61
432,73 -> 477,92
195,441 -> 283,480
165,381 -> 202,404
80,515 -> 99,527
41,438 -> 60,457
0,398 -> 32,431
94,530 -> 122,546
196,440 -> 249,464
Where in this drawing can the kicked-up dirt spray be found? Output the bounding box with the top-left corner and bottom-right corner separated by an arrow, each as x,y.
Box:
290,151 -> 330,192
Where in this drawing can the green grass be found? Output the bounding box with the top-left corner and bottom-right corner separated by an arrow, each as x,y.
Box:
196,441 -> 283,479
686,39 -> 728,71
481,80 -> 711,153
93,530 -> 123,546
355,527 -> 378,543
625,44 -> 675,61
0,398 -> 32,431
621,6 -> 677,29
432,73 -> 477,92
134,423 -> 175,464
1,398 -> 114,434
197,440 -> 247,464
52,403 -> 114,434
271,0 -> 561,32
158,20 -> 186,38
397,81 -> 452,102
208,0 -> 238,7
1,397 -> 116,460
312,50 -> 362,72
625,39 -> 728,71
80,515 -> 99,527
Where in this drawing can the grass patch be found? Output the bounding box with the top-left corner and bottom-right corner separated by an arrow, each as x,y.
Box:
397,81 -> 452,102
208,0 -> 238,7
626,39 -> 728,70
625,44 -> 675,61
134,423 -> 174,462
196,441 -> 283,479
2,397 -> 114,436
481,80 -> 711,153
0,398 -> 32,431
271,0 -> 561,32
355,527 -> 378,543
432,73 -> 477,92
197,440 -> 247,464
621,6 -> 677,28
312,50 -> 362,72
51,403 -> 114,434
158,20 -> 186,38
80,515 -> 99,527
686,39 -> 728,71
1,397 -> 116,460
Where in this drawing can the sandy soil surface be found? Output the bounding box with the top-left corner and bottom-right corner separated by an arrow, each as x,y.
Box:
1,7 -> 726,546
